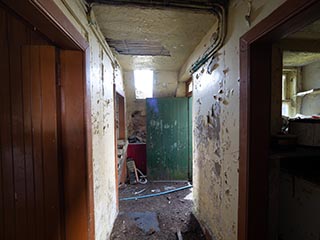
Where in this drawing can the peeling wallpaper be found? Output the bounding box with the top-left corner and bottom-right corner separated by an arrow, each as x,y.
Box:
179,0 -> 286,239
53,1 -> 121,239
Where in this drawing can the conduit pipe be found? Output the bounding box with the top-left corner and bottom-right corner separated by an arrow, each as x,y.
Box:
120,185 -> 192,201
190,3 -> 227,73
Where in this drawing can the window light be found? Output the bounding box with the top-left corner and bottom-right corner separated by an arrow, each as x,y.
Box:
134,70 -> 153,99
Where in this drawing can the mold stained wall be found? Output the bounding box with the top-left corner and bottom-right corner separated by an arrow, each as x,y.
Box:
301,61 -> 320,115
178,0 -> 286,238
53,1 -> 124,239
124,70 -> 178,142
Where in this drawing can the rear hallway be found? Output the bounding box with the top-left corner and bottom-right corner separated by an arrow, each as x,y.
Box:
1,1 -> 320,240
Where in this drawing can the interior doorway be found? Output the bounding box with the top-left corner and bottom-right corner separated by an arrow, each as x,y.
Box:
268,18 -> 320,240
239,1 -> 320,240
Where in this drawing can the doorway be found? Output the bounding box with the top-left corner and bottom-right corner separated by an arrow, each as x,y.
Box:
268,18 -> 320,240
239,1 -> 320,240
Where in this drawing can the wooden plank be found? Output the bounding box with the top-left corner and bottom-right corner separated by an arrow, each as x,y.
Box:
30,46 -> 45,240
270,45 -> 283,135
21,46 -> 37,239
7,13 -> 28,239
0,124 -> 3,240
118,94 -> 126,140
0,8 -> 5,240
114,85 -> 119,209
248,42 -> 271,239
84,48 -> 95,240
0,7 -> 15,240
60,50 -> 88,240
39,46 -> 62,239
0,7 -> 7,240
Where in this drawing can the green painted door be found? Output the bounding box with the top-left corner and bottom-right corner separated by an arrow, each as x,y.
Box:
188,97 -> 193,181
146,97 -> 191,180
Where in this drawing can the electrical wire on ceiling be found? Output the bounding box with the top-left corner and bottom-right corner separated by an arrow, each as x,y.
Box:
190,3 -> 227,74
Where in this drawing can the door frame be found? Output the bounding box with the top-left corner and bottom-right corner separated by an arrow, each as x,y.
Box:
1,0 -> 94,239
239,1 -> 320,240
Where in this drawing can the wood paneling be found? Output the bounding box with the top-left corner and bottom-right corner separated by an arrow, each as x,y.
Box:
1,0 -> 88,50
116,93 -> 126,140
1,5 -> 62,240
40,46 -> 62,239
1,2 -> 93,239
0,6 -> 15,239
8,14 -> 28,239
113,84 -> 119,210
60,50 -> 88,240
21,46 -> 36,240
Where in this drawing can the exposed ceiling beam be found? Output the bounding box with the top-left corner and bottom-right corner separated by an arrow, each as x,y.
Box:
86,0 -> 227,12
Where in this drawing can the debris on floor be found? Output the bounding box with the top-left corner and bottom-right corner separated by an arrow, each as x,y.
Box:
111,182 -> 205,240
127,211 -> 160,234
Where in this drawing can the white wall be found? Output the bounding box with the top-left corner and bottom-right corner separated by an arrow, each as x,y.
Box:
53,1 -> 123,239
179,0 -> 286,238
301,61 -> 320,115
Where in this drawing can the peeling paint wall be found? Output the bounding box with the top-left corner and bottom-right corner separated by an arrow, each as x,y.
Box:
124,70 -> 178,142
179,0 -> 286,238
301,61 -> 320,115
52,1 -> 122,239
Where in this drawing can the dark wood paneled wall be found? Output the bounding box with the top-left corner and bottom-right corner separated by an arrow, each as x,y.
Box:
60,50 -> 88,240
0,5 -> 63,240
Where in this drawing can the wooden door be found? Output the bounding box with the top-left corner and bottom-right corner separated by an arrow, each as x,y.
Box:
146,97 -> 191,180
0,6 -> 62,239
0,4 -> 91,240
24,45 -> 62,240
0,42 -> 63,240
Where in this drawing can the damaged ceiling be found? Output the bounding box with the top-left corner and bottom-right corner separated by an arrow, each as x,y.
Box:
283,51 -> 320,67
288,18 -> 320,40
283,18 -> 320,67
91,2 -> 217,71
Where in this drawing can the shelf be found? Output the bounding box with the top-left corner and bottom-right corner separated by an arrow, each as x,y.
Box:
296,88 -> 320,97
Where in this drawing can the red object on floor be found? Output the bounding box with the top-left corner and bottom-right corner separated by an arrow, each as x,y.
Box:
127,143 -> 147,174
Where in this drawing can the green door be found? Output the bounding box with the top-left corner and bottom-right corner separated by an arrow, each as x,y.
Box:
146,97 -> 191,180
188,97 -> 193,181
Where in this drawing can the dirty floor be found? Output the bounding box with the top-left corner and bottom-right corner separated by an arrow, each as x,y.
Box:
110,182 -> 205,240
